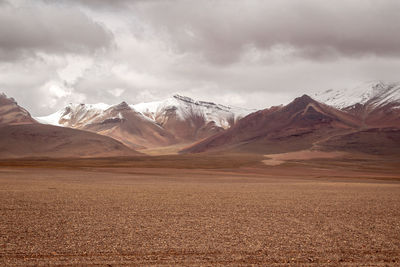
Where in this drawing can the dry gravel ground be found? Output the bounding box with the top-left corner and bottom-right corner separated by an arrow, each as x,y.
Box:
0,163 -> 399,266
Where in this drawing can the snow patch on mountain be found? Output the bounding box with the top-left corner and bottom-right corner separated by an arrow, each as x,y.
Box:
36,95 -> 254,129
131,95 -> 254,129
37,103 -> 111,127
36,110 -> 64,126
313,81 -> 400,109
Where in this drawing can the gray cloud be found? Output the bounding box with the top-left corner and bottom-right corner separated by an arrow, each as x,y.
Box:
1,0 -> 400,116
36,0 -> 400,64
44,0 -> 151,10
133,0 -> 400,64
0,2 -> 112,60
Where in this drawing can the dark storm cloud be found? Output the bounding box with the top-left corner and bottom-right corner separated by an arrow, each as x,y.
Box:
45,0 -> 151,9
0,2 -> 112,60
132,0 -> 400,64
2,0 -> 400,115
44,0 -> 126,9
37,0 -> 400,64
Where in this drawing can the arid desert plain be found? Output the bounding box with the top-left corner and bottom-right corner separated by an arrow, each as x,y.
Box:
1,153 -> 399,266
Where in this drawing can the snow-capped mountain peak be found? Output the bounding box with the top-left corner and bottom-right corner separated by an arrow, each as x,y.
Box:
36,102 -> 111,127
313,81 -> 400,109
36,94 -> 253,130
131,95 -> 254,129
35,94 -> 254,148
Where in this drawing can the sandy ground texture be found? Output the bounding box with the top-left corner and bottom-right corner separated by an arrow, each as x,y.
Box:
0,158 -> 400,266
263,150 -> 347,166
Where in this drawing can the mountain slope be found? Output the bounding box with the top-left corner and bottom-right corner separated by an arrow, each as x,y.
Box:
0,94 -> 139,158
38,102 -> 177,149
320,127 -> 400,155
0,93 -> 37,125
78,102 -> 177,149
37,103 -> 110,127
0,124 -> 138,158
132,95 -> 252,128
314,81 -> 400,127
131,95 -> 254,142
37,95 -> 254,148
183,95 -> 361,154
314,81 -> 400,109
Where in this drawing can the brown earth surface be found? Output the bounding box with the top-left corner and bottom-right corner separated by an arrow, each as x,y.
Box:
262,150 -> 348,166
0,124 -> 139,158
0,154 -> 400,266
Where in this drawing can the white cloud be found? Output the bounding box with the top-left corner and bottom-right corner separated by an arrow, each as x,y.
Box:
40,81 -> 86,109
108,88 -> 125,97
57,55 -> 94,84
48,84 -> 69,98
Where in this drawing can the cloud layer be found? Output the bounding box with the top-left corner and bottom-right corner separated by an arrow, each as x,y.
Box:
1,0 -> 400,115
0,1 -> 112,61
134,0 -> 400,64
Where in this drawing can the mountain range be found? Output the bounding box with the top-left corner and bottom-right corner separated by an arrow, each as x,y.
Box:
37,95 -> 254,149
0,94 -> 138,158
185,81 -> 400,155
1,81 -> 399,158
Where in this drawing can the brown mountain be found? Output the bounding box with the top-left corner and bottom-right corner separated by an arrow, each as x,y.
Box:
38,95 -> 254,149
320,127 -> 400,155
58,102 -> 178,149
343,102 -> 400,128
131,95 -> 253,143
315,81 -> 400,128
0,124 -> 137,158
183,95 -> 362,154
151,104 -> 224,142
0,94 -> 138,158
0,93 -> 37,125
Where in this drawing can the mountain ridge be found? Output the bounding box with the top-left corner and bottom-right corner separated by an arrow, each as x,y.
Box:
0,93 -> 37,125
4,80 -> 400,156
182,94 -> 364,154
314,81 -> 400,109
37,95 -> 254,148
0,93 -> 139,158
314,81 -> 400,128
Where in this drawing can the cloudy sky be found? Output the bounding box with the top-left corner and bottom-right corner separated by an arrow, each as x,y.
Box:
1,0 -> 400,115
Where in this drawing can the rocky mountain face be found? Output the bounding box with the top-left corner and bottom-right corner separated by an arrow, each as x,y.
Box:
38,95 -> 254,148
0,124 -> 138,158
184,82 -> 400,155
132,95 -> 253,142
39,101 -> 177,149
7,80 -> 399,156
132,95 -> 252,128
0,93 -> 37,125
0,93 -> 138,158
314,81 -> 400,127
76,102 -> 177,149
183,95 -> 361,154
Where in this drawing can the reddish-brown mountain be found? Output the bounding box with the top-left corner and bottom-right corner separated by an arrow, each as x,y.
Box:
183,95 -> 362,154
0,124 -> 138,158
0,94 -> 138,158
314,81 -> 400,128
0,93 -> 37,125
79,102 -> 177,149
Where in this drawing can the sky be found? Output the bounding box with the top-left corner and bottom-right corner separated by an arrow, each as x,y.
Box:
1,0 -> 400,116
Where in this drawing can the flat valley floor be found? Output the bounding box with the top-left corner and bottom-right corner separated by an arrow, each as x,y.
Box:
0,154 -> 399,266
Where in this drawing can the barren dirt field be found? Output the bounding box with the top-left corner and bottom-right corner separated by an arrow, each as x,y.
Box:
0,155 -> 400,266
